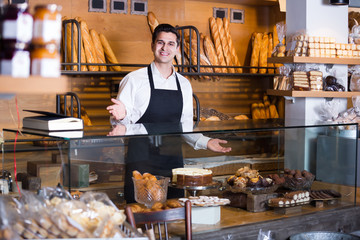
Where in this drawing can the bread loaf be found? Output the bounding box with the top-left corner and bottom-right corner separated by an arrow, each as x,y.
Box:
64,17 -> 78,70
251,103 -> 261,119
74,17 -> 88,71
250,32 -> 262,73
99,33 -> 121,71
269,104 -> 279,118
209,17 -> 227,73
259,33 -> 269,74
203,35 -> 222,73
184,34 -> 212,81
267,33 -> 274,74
216,18 -> 235,73
80,20 -> 99,71
223,18 -> 242,73
90,29 -> 107,71
147,12 -> 159,33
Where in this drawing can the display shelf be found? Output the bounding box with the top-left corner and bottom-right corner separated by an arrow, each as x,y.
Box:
268,56 -> 360,65
267,89 -> 360,98
0,76 -> 69,94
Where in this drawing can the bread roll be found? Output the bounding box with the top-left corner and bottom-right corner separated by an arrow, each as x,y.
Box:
216,18 -> 235,73
80,20 -> 99,71
223,18 -> 242,73
147,12 -> 159,33
90,29 -> 107,71
99,33 -> 121,71
267,33 -> 274,74
250,32 -> 262,73
259,33 -> 269,74
209,17 -> 227,73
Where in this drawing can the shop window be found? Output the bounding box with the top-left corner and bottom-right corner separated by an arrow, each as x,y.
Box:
130,0 -> 147,16
230,8 -> 244,24
213,7 -> 228,19
88,0 -> 107,13
110,0 -> 127,14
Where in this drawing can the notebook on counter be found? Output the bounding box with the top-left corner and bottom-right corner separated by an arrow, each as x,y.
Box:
21,128 -> 84,139
22,109 -> 84,131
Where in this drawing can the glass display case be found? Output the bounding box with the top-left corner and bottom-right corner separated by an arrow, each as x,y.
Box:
1,119 -> 359,234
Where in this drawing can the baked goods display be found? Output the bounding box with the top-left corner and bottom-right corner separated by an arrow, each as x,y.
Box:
178,196 -> 230,207
61,17 -> 121,71
0,187 -> 130,239
268,168 -> 315,190
132,171 -> 169,207
251,95 -> 279,119
268,190 -> 310,208
172,168 -> 213,186
310,189 -> 342,200
129,199 -> 183,213
227,166 -> 276,194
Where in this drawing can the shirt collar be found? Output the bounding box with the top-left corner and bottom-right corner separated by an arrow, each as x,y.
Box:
151,61 -> 176,80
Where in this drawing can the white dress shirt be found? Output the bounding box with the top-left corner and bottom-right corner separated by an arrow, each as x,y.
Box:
113,62 -> 210,150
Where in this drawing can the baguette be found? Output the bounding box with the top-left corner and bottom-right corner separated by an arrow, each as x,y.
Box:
216,18 -> 235,73
74,17 -> 88,71
147,12 -> 159,33
64,17 -> 78,70
250,32 -> 263,73
80,20 -> 99,71
223,18 -> 242,73
259,33 -> 269,74
184,35 -> 212,81
90,29 -> 107,71
203,35 -> 222,73
267,33 -> 274,74
209,17 -> 227,73
99,33 -> 121,71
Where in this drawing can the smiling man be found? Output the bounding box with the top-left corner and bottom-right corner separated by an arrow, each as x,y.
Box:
106,24 -> 230,203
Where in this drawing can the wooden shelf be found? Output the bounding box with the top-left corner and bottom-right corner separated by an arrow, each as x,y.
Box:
189,0 -> 278,6
0,76 -> 69,95
267,89 -> 360,98
268,56 -> 360,65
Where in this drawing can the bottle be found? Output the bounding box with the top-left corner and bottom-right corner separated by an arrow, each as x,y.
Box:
1,3 -> 33,45
32,4 -> 62,45
0,42 -> 30,77
31,43 -> 60,77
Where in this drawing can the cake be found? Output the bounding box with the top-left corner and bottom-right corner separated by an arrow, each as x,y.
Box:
172,168 -> 213,186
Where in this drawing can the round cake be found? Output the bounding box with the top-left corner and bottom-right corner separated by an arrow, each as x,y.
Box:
172,168 -> 213,186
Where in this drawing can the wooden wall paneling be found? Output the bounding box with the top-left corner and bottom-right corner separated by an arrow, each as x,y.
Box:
0,94 -> 56,130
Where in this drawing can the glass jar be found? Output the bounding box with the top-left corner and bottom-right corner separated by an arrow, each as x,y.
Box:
32,4 -> 62,45
0,42 -> 30,77
31,44 -> 60,77
1,3 -> 33,45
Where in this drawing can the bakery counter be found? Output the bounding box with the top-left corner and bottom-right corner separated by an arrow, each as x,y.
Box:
173,204 -> 360,240
1,120 -> 359,238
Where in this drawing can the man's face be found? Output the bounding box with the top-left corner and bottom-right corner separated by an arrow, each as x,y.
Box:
151,31 -> 179,64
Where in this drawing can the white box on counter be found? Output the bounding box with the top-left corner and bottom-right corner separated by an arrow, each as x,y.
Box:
191,206 -> 221,225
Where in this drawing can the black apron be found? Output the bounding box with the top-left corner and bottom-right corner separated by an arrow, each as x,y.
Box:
124,65 -> 184,203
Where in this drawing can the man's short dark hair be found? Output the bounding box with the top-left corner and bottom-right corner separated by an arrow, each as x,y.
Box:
152,24 -> 180,46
